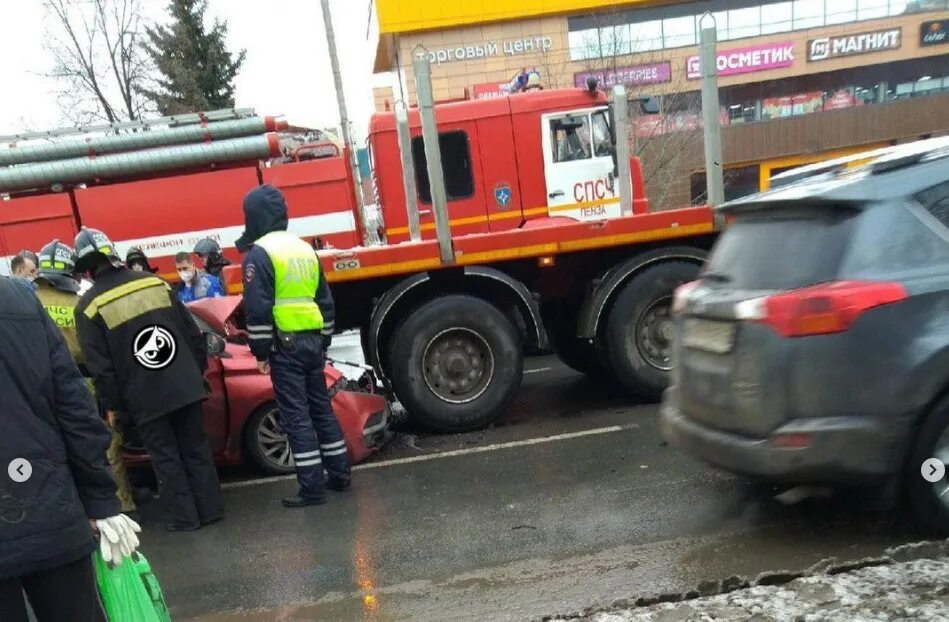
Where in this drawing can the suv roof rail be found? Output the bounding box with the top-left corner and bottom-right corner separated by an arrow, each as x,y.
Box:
870,136 -> 949,175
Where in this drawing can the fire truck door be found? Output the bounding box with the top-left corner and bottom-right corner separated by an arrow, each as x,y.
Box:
541,108 -> 619,222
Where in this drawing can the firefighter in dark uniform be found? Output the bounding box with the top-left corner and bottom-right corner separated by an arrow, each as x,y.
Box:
34,239 -> 136,515
193,238 -> 231,280
236,185 -> 350,507
73,227 -> 224,531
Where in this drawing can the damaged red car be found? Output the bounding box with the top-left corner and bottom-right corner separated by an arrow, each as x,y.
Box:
122,296 -> 389,474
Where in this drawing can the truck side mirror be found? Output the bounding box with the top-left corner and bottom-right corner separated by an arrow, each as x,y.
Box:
640,97 -> 660,115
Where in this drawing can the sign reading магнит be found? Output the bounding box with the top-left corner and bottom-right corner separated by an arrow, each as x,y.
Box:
686,41 -> 795,80
808,28 -> 901,61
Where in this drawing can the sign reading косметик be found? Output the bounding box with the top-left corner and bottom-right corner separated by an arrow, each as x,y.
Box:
686,41 -> 795,80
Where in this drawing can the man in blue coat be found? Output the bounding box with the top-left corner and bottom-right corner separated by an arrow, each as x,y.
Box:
0,277 -> 140,621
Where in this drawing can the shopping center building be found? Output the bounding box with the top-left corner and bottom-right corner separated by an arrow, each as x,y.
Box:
372,0 -> 949,208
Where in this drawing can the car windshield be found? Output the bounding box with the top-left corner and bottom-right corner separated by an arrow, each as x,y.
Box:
704,206 -> 857,290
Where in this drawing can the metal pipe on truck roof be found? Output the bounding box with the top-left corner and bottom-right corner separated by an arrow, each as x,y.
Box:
699,13 -> 725,206
0,133 -> 281,194
0,117 -> 286,167
611,85 -> 633,217
412,46 -> 454,263
394,101 -> 422,243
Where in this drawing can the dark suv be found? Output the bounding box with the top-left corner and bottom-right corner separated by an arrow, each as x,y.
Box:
660,138 -> 949,533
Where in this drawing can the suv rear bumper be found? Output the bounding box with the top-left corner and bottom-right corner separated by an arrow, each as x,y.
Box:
659,389 -> 913,483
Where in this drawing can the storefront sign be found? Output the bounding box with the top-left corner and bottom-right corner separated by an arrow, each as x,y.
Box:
823,89 -> 858,110
761,92 -> 823,119
574,62 -> 672,89
686,42 -> 795,80
808,28 -> 901,61
921,19 -> 949,46
426,36 -> 553,64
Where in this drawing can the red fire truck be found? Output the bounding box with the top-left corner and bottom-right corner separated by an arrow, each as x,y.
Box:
0,86 -> 716,432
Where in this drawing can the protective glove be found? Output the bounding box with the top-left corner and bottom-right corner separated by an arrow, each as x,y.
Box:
95,514 -> 142,566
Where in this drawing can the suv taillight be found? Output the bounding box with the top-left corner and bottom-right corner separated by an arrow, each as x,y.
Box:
735,280 -> 907,338
673,280 -> 699,315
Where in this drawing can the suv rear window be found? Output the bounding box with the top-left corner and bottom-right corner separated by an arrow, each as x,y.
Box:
704,207 -> 856,290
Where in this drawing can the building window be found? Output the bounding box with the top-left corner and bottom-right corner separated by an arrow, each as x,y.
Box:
792,0 -> 825,29
857,0 -> 889,20
600,25 -> 632,57
629,20 -> 663,53
825,0 -> 857,24
662,15 -> 695,48
411,131 -> 474,203
761,2 -> 793,34
569,29 -> 601,61
727,7 -> 761,39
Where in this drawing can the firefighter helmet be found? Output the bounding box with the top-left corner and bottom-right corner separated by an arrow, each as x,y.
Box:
193,238 -> 222,257
74,227 -> 121,273
37,239 -> 77,277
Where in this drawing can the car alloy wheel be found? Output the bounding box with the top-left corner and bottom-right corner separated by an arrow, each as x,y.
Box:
257,408 -> 293,470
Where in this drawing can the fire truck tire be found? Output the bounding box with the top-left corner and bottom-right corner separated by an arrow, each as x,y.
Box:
603,261 -> 699,400
543,300 -> 601,376
389,295 -> 523,432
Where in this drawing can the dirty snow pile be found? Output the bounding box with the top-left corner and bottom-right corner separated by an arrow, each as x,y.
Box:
571,557 -> 949,621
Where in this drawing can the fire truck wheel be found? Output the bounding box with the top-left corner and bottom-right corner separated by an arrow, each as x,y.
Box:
603,261 -> 699,400
390,295 -> 523,432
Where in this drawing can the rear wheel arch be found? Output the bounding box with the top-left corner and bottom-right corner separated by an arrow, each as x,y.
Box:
368,267 -> 546,381
577,246 -> 708,341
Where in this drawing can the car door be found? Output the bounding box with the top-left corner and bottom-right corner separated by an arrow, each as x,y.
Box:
541,108 -> 619,222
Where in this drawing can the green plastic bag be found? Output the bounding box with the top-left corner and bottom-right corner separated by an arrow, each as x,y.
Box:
94,550 -> 172,622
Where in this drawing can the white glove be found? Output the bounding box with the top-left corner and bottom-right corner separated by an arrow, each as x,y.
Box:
95,514 -> 142,565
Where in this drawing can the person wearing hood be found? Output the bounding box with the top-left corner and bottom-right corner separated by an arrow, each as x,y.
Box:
34,240 -> 139,517
193,238 -> 231,280
125,246 -> 157,274
237,184 -> 348,508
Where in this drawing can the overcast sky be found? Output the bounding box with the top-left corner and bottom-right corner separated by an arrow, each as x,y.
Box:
0,0 -> 382,141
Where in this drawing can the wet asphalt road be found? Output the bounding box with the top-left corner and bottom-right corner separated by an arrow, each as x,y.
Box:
137,353 -> 917,621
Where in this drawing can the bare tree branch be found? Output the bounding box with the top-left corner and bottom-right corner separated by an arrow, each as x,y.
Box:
42,0 -> 151,125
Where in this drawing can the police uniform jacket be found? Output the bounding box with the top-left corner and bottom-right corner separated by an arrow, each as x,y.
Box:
0,278 -> 119,580
75,267 -> 208,424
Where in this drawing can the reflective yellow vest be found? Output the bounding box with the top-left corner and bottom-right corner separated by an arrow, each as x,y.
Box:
35,282 -> 82,363
255,231 -> 324,332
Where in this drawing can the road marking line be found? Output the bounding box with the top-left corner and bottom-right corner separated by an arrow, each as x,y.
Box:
523,367 -> 552,374
221,425 -> 628,490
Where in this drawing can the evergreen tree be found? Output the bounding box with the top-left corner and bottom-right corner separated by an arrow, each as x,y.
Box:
144,0 -> 246,114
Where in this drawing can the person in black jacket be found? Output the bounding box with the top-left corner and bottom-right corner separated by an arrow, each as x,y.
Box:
0,277 -> 140,622
73,227 -> 224,531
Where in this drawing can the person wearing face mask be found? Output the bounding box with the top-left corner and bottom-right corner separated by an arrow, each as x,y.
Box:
174,252 -> 224,303
125,247 -> 157,274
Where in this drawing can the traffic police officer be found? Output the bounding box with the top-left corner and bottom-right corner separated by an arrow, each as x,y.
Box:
237,184 -> 350,508
34,239 -> 137,514
74,227 -> 224,530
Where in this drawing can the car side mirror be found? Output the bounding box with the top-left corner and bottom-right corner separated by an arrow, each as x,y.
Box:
205,332 -> 226,356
